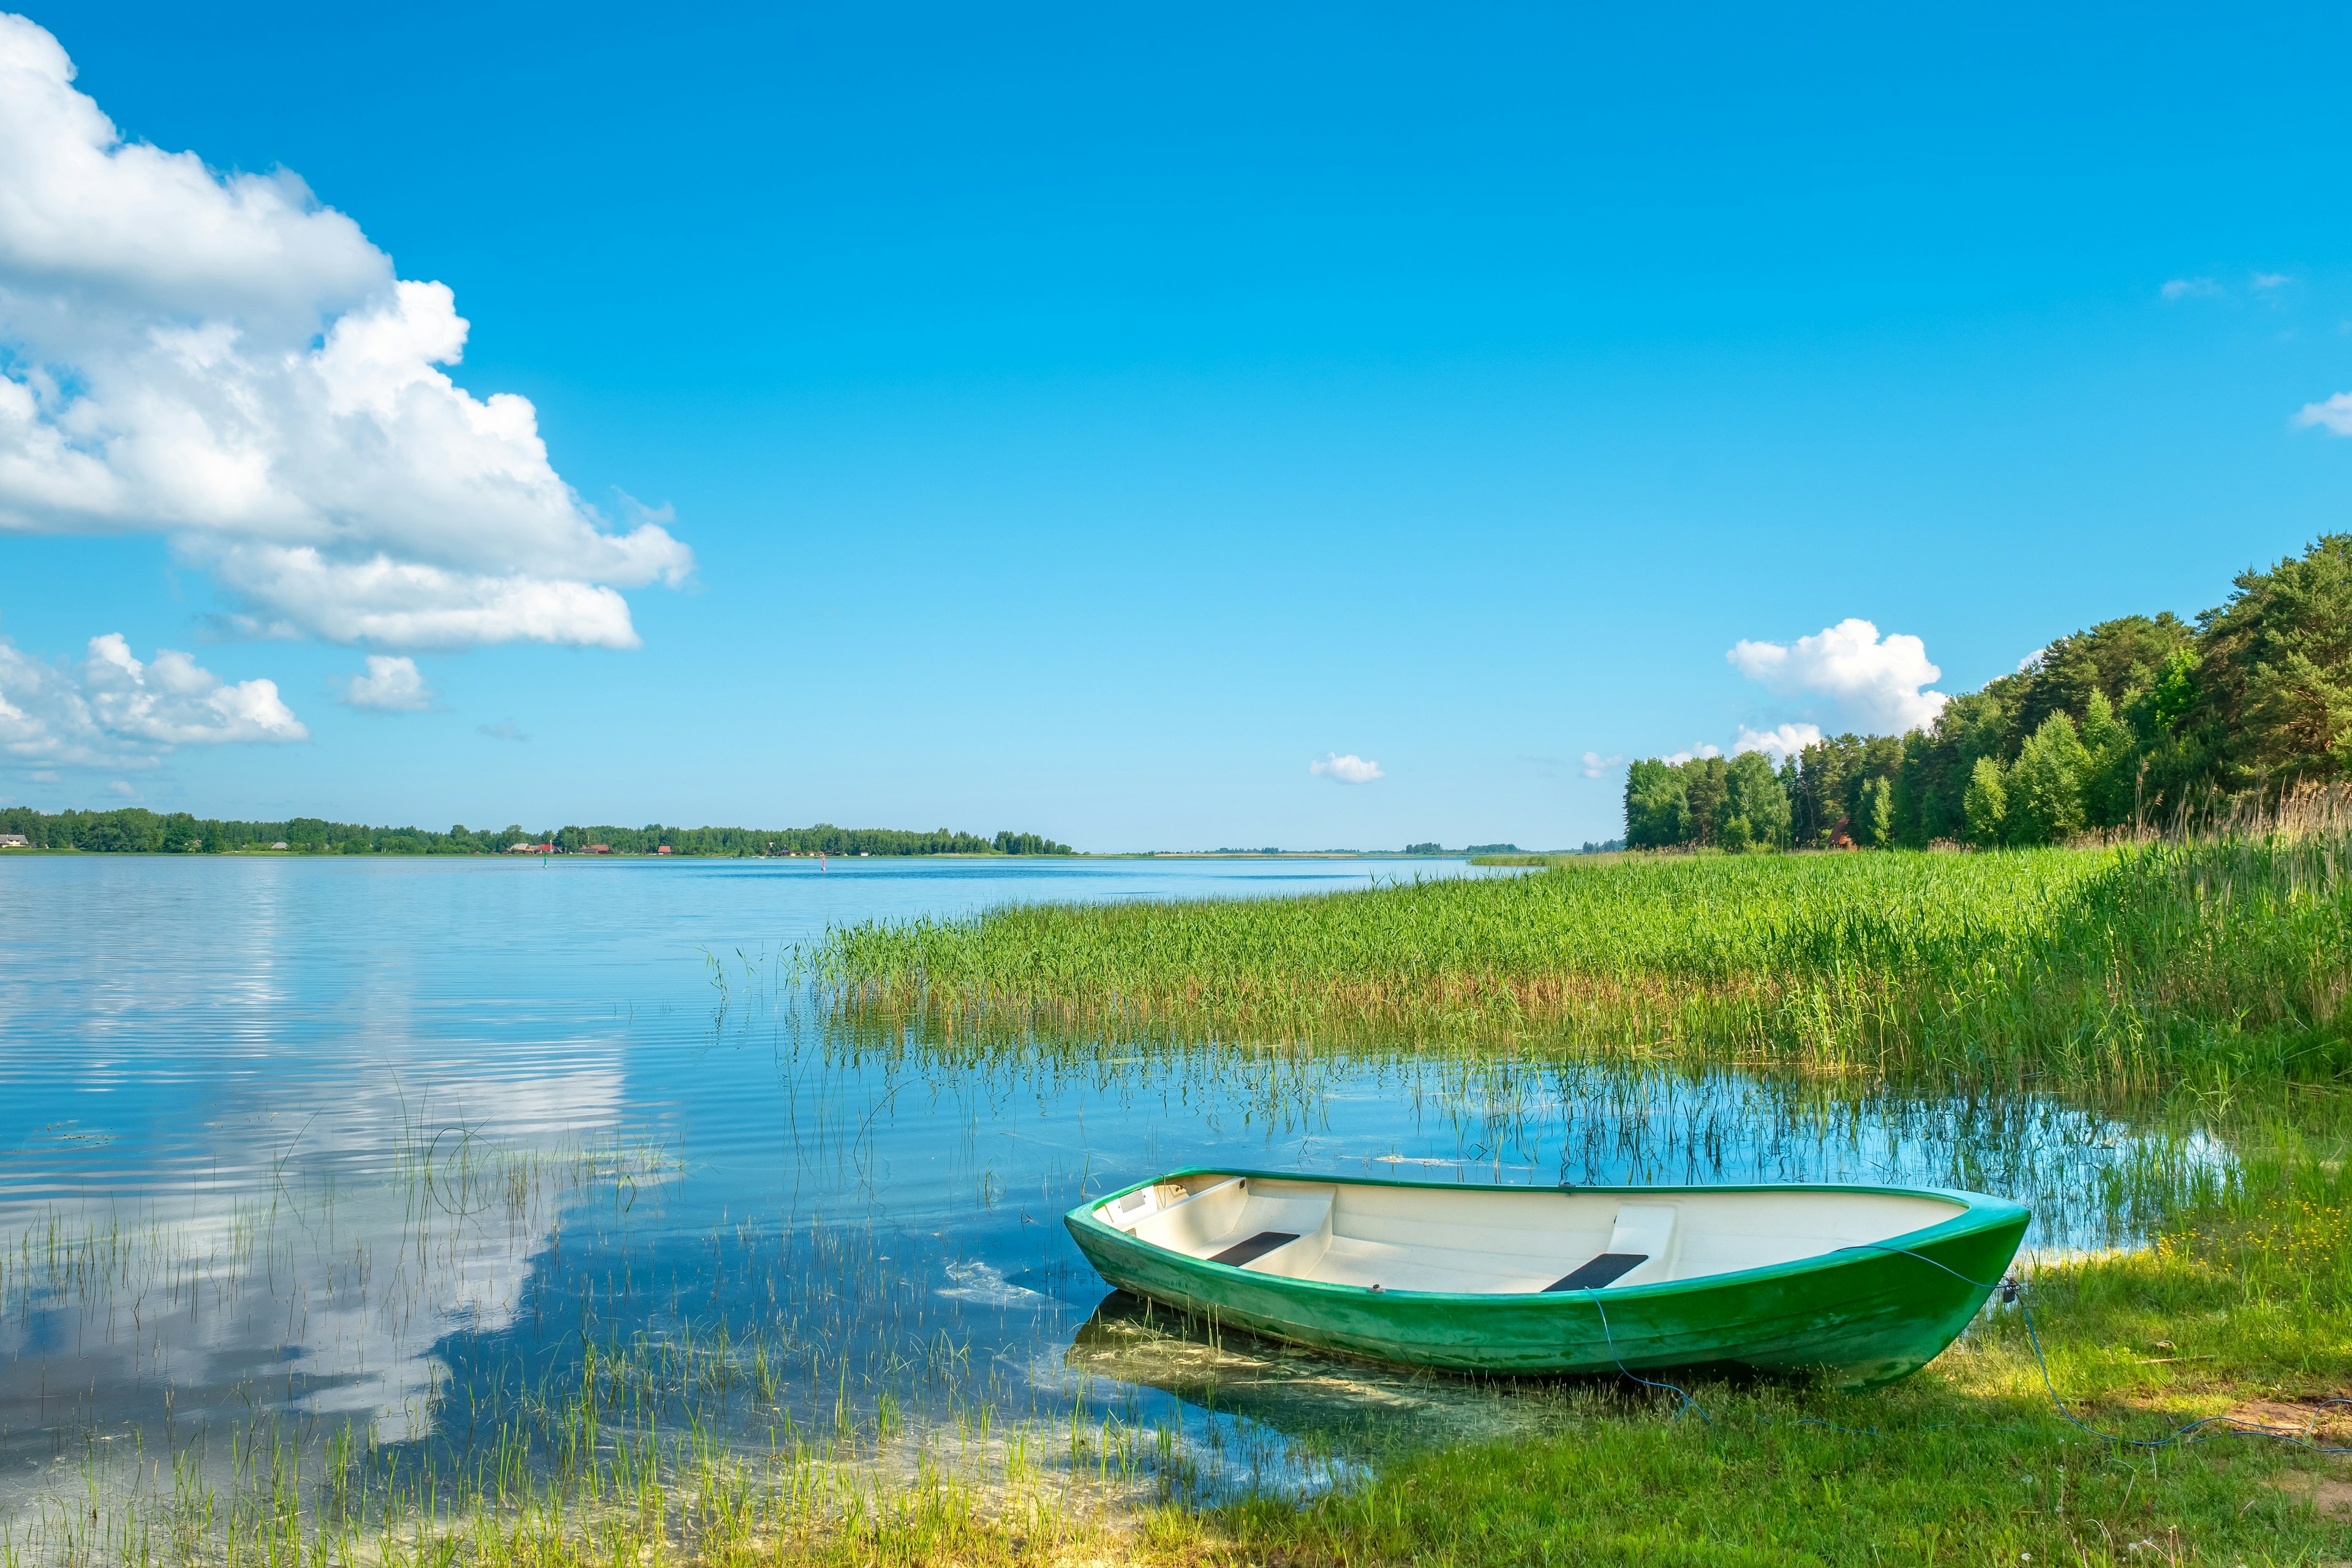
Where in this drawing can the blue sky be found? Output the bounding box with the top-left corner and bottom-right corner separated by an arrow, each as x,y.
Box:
3,2 -> 2351,850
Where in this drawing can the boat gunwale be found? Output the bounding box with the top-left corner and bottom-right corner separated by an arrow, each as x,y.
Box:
1066,1165 -> 2029,1305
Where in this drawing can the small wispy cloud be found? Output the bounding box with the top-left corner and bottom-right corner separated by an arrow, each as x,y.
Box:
1663,742 -> 1724,765
1309,752 -> 1384,784
1580,751 -> 1625,778
2294,392 -> 2352,436
478,719 -> 529,742
340,655 -> 434,712
2161,276 -> 2222,301
2252,271 -> 2294,291
107,779 -> 138,798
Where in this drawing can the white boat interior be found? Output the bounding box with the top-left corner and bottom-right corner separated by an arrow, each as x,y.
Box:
1094,1174 -> 1968,1294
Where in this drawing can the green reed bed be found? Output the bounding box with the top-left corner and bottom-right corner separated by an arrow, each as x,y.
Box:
802,829 -> 2352,1090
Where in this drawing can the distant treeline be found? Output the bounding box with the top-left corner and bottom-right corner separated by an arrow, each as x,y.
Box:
1628,532 -> 2352,851
0,810 -> 1074,858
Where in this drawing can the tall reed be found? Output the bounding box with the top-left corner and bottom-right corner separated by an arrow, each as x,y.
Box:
801,797 -> 2352,1091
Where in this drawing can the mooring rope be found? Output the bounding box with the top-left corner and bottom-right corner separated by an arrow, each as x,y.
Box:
1587,1294 -> 1711,1423
1578,1242 -> 2351,1455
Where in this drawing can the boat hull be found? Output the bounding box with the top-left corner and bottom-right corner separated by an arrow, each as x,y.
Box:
1065,1172 -> 2028,1389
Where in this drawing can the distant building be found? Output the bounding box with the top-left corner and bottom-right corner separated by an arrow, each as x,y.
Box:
655,845 -> 674,855
0,834 -> 27,848
505,842 -> 557,854
270,841 -> 289,850
586,844 -> 612,854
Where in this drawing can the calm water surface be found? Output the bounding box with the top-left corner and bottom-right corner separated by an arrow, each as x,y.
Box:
0,856 -> 2211,1516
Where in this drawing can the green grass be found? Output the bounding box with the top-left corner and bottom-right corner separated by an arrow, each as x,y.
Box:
804,832 -> 2352,1091
1182,1113 -> 2352,1567
1464,853 -> 1574,867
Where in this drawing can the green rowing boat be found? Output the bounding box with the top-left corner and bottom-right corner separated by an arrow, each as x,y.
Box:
1065,1167 -> 2029,1389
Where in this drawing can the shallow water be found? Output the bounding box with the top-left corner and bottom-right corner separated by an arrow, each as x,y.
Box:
0,856 -> 2220,1525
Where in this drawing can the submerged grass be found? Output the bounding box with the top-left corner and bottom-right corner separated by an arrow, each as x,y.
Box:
803,820 -> 2352,1091
24,1125 -> 2337,1567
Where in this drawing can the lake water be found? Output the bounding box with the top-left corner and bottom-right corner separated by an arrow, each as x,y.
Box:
0,856 -> 2215,1528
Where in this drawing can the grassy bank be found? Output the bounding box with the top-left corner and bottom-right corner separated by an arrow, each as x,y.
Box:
1189,1118 -> 2352,1566
802,827 -> 2352,1091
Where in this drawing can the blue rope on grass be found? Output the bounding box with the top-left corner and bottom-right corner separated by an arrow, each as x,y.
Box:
1580,1250 -> 2352,1457
1852,1242 -> 2352,1457
1586,1293 -> 1710,1423
1578,1242 -> 2351,1456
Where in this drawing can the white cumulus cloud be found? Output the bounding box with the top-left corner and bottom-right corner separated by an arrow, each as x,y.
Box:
1309,752 -> 1384,784
1663,742 -> 1723,765
1727,619 -> 1949,735
1732,722 -> 1821,762
84,633 -> 304,744
1580,750 -> 1625,777
0,15 -> 690,649
341,654 -> 432,712
0,631 -> 304,766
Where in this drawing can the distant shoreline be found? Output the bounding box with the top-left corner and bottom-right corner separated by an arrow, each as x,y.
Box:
0,845 -> 1572,860
0,811 -> 1072,858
